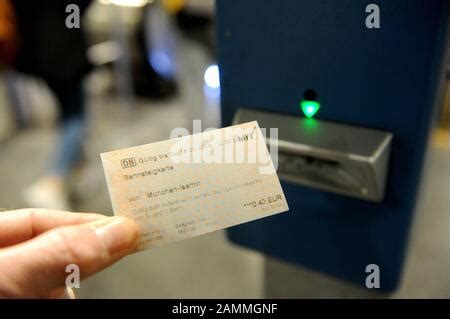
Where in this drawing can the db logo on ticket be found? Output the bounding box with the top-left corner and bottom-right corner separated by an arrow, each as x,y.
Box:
120,157 -> 137,169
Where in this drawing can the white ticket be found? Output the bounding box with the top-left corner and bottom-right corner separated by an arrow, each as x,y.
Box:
101,121 -> 289,250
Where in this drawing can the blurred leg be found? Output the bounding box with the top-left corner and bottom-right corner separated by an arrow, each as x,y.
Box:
46,81 -> 86,177
3,71 -> 31,129
24,79 -> 86,210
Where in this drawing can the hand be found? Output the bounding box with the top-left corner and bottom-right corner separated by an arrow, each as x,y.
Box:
0,209 -> 140,298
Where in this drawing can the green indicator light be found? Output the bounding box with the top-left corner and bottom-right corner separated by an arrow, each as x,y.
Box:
300,100 -> 320,118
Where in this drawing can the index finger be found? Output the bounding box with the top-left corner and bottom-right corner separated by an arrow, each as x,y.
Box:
0,209 -> 108,247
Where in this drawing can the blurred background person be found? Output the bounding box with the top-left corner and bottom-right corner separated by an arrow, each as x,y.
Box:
9,0 -> 93,210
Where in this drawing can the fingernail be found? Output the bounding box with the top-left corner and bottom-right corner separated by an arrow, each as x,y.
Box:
90,217 -> 139,255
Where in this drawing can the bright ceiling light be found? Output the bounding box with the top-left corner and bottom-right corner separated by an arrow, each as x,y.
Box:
98,0 -> 152,8
204,64 -> 220,89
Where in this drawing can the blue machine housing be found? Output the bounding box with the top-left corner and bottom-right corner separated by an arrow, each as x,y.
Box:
217,0 -> 449,291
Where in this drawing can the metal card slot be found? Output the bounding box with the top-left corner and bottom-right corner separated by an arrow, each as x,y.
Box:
233,108 -> 393,202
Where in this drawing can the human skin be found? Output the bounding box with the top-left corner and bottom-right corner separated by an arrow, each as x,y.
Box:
0,209 -> 139,298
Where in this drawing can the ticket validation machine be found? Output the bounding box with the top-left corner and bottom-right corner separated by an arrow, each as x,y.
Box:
217,0 -> 449,291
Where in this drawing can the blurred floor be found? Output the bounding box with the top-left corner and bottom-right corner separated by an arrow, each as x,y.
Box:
0,31 -> 448,298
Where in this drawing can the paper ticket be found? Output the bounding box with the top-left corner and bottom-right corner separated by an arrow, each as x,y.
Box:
101,121 -> 289,250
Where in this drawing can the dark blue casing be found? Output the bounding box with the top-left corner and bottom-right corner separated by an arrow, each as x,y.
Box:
217,0 -> 448,291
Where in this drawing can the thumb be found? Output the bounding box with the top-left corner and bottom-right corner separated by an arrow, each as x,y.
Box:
0,216 -> 140,298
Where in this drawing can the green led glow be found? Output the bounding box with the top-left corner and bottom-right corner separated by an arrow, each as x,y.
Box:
302,118 -> 318,132
300,100 -> 320,118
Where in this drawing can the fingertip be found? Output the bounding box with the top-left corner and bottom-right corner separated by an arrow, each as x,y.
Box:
90,216 -> 140,257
